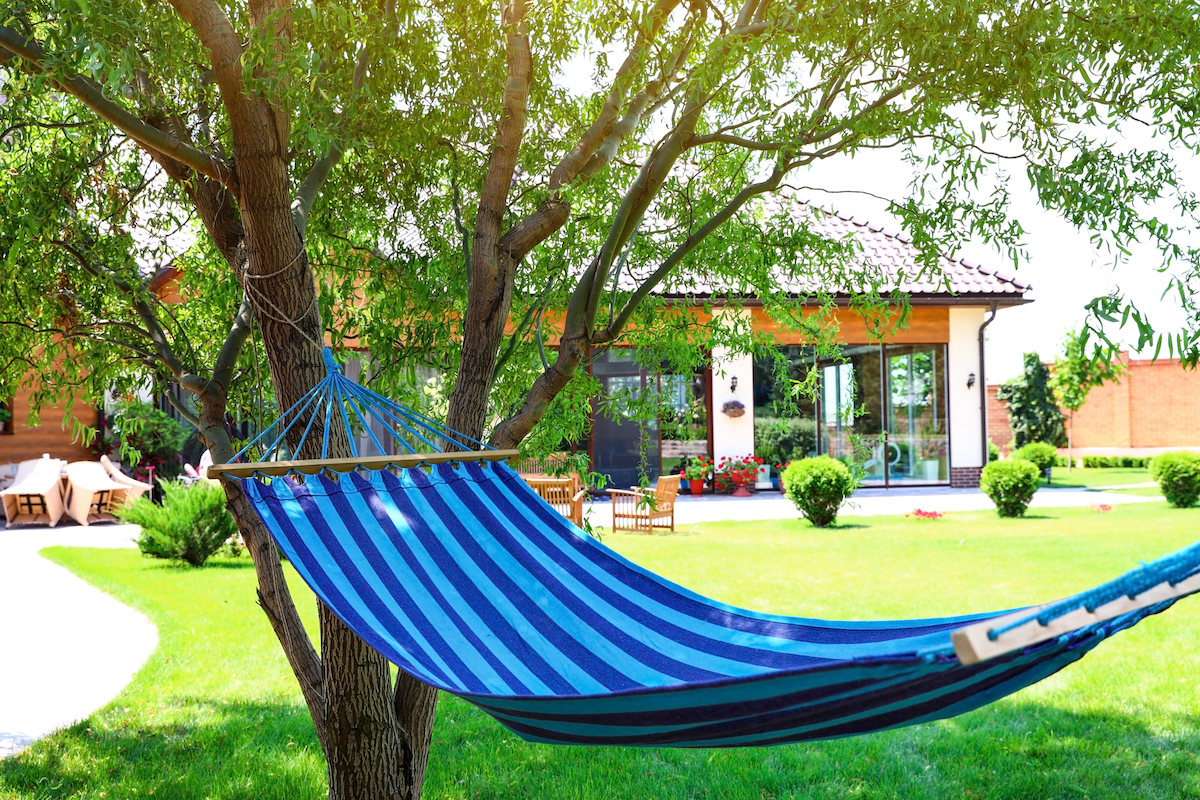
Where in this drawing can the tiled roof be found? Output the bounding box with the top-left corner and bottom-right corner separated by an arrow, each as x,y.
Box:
633,203 -> 1031,299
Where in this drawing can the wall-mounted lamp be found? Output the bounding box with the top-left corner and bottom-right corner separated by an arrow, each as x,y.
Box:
730,376 -> 739,392
967,372 -> 977,390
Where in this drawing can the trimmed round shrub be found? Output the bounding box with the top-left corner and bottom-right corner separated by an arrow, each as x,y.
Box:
1149,452 -> 1200,508
116,480 -> 239,566
781,456 -> 856,527
980,459 -> 1040,517
1014,441 -> 1057,473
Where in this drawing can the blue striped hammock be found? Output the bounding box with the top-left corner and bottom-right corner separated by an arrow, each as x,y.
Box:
213,349 -> 1200,747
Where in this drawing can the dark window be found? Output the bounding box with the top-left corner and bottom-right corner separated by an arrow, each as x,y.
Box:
0,397 -> 13,435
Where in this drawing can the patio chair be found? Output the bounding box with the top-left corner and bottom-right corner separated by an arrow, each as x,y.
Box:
64,461 -> 129,526
1,457 -> 66,528
524,476 -> 587,527
0,462 -> 16,491
609,474 -> 681,533
100,454 -> 154,501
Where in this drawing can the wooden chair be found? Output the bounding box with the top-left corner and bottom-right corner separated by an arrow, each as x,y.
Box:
64,461 -> 129,526
609,474 -> 681,533
100,454 -> 154,501
1,457 -> 66,528
524,476 -> 587,527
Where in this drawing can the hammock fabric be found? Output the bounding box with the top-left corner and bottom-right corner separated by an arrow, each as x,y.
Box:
238,461 -> 1185,748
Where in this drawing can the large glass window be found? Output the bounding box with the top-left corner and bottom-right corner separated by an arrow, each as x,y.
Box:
751,342 -> 949,486
751,347 -> 818,465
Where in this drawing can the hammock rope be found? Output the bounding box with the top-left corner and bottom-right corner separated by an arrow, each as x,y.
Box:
211,347 -> 511,480
212,347 -> 1200,747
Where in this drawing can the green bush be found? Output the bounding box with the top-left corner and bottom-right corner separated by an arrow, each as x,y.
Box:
1149,452 -> 1200,508
781,456 -> 856,527
988,441 -> 1000,463
754,416 -> 818,466
1014,441 -> 1057,473
116,480 -> 239,567
979,459 -> 1041,517
1081,455 -> 1152,469
108,400 -> 191,482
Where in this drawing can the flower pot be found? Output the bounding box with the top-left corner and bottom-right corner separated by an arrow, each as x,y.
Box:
688,478 -> 705,495
730,474 -> 752,497
919,459 -> 940,481
770,477 -> 780,491
755,464 -> 771,489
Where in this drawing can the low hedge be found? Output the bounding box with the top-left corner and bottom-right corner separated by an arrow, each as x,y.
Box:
1149,452 -> 1200,508
980,459 -> 1041,517
781,456 -> 856,528
1081,455 -> 1153,469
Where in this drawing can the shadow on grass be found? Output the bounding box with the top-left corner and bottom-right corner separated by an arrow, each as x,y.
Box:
0,699 -> 323,800
3,691 -> 1197,800
425,696 -> 1200,800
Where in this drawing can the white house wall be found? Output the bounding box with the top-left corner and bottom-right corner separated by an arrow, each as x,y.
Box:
711,308 -> 757,460
948,306 -> 987,470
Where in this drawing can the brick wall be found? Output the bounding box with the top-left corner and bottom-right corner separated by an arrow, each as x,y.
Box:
988,354 -> 1200,451
986,384 -> 1013,453
950,466 -> 982,489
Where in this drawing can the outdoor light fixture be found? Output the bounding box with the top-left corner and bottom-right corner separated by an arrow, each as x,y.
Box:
967,372 -> 976,389
730,376 -> 739,392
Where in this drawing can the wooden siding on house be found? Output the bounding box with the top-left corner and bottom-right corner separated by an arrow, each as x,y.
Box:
0,384 -> 98,463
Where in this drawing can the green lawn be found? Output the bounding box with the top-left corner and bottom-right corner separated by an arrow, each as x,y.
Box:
1047,466 -> 1155,489
3,503 -> 1200,799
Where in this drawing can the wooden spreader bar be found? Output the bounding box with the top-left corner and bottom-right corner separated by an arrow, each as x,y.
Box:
952,571 -> 1200,666
208,449 -> 521,481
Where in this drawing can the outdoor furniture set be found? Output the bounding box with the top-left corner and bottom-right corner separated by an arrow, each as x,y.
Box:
0,454 -> 152,528
518,466 -> 681,533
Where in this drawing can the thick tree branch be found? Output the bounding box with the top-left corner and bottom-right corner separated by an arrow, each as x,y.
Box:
688,133 -> 782,150
51,240 -> 189,378
546,0 -> 681,193
595,165 -> 790,343
0,26 -> 234,186
164,391 -> 202,428
213,294 -> 254,391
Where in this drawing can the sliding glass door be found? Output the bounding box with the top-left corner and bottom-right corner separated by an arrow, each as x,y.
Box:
752,342 -> 949,486
885,345 -> 948,484
819,345 -> 886,484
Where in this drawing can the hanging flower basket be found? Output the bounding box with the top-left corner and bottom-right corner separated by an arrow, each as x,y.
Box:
721,400 -> 746,418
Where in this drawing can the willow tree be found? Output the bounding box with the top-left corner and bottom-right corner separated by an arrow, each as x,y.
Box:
2,1 -> 1199,797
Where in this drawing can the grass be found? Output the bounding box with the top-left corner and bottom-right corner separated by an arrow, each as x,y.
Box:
1047,466 -> 1155,490
2,502 -> 1199,799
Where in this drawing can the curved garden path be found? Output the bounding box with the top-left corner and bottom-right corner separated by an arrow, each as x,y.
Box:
0,524 -> 157,758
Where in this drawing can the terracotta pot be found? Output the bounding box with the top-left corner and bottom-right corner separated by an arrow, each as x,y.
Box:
688,478 -> 705,495
730,474 -> 752,497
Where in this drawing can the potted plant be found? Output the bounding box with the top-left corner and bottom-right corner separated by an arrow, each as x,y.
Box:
917,421 -> 945,481
721,399 -> 746,418
718,454 -> 763,497
771,462 -> 788,491
683,456 -> 711,495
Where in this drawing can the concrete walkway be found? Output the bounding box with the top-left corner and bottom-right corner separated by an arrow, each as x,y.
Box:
0,524 -> 156,759
585,484 -> 1160,526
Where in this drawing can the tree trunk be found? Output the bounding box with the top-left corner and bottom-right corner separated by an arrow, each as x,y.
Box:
321,605 -> 409,800
229,217 -> 433,799
1068,411 -> 1074,472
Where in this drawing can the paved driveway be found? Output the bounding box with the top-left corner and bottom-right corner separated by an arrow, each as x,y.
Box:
0,524 -> 156,758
